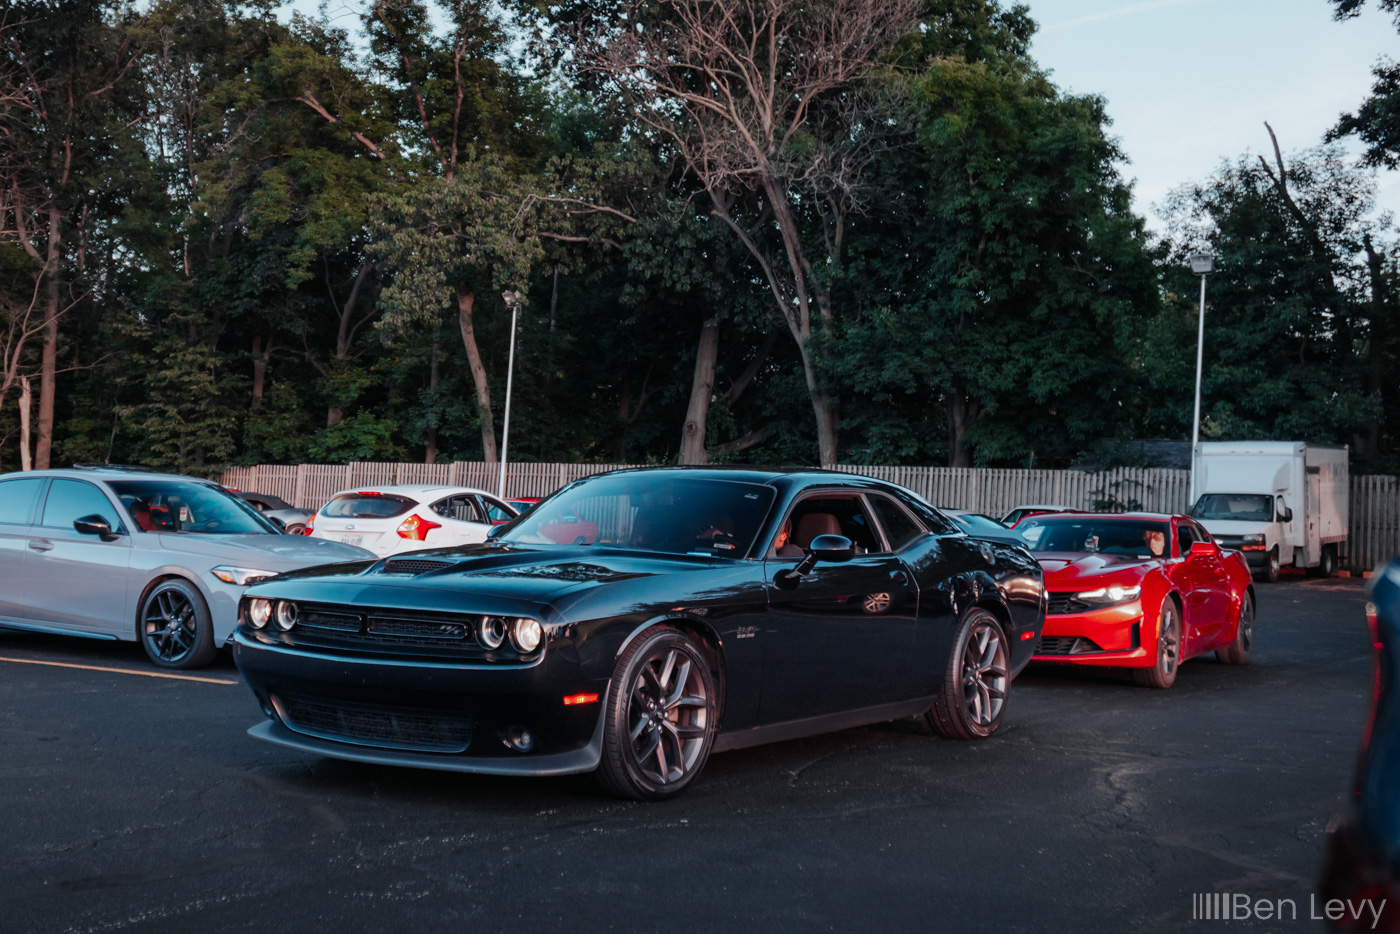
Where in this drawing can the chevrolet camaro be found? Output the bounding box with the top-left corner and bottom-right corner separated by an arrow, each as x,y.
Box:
232,467 -> 1046,799
1020,512 -> 1255,688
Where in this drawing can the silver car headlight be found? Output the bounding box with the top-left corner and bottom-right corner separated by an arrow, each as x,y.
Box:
274,601 -> 298,631
510,618 -> 544,653
212,566 -> 278,586
247,598 -> 273,629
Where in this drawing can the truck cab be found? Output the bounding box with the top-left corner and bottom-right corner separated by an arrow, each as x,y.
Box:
1188,442 -> 1348,582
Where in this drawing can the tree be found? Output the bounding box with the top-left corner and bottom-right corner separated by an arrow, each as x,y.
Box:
575,0 -> 921,464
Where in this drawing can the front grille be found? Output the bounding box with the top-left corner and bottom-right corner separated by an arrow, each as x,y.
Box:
1036,636 -> 1105,656
367,614 -> 469,642
383,559 -> 453,575
298,608 -> 361,632
276,694 -> 473,753
1214,536 -> 1244,550
1047,593 -> 1093,615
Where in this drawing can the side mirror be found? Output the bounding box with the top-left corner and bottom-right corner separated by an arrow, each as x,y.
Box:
74,514 -> 119,542
808,534 -> 855,563
1278,505 -> 1293,524
266,515 -> 288,533
1189,540 -> 1220,560
487,523 -> 505,538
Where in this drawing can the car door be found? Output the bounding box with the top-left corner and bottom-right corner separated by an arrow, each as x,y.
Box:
1173,520 -> 1229,653
0,476 -> 48,622
475,494 -> 517,526
759,491 -> 919,724
24,478 -> 134,633
428,494 -> 494,545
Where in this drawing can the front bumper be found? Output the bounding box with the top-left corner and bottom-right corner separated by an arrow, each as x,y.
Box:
232,630 -> 608,776
1031,602 -> 1152,668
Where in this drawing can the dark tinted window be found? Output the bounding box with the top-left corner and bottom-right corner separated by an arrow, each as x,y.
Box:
41,479 -> 123,531
1177,524 -> 1198,554
894,491 -> 959,535
784,495 -> 880,553
322,493 -> 415,519
0,477 -> 45,525
431,494 -> 484,523
868,494 -> 925,551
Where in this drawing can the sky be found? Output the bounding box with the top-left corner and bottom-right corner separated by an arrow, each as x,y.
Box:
1025,0 -> 1400,227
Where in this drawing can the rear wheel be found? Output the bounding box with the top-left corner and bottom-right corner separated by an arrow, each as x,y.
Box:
1133,597 -> 1181,689
927,607 -> 1009,740
1308,545 -> 1338,578
285,523 -> 307,536
139,579 -> 216,670
1254,547 -> 1280,584
595,627 -> 718,800
1217,592 -> 1254,666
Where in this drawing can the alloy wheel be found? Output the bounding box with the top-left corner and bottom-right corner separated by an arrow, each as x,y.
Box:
1238,598 -> 1254,654
1160,607 -> 1180,676
142,588 -> 198,664
960,621 -> 1008,729
627,647 -> 709,785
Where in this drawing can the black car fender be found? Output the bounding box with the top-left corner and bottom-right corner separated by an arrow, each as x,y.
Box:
612,613 -> 728,713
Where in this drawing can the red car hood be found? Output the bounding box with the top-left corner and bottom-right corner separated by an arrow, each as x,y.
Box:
1037,552 -> 1160,587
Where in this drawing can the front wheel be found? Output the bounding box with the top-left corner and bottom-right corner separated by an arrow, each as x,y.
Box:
595,627 -> 718,800
927,607 -> 1010,740
1217,592 -> 1254,666
1255,547 -> 1281,584
1133,597 -> 1181,689
139,579 -> 217,670
1308,545 -> 1338,578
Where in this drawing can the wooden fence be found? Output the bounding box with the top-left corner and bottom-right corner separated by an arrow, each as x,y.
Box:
220,461 -> 1400,571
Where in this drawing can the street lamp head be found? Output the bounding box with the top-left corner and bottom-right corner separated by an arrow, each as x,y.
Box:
502,289 -> 522,307
1189,253 -> 1215,275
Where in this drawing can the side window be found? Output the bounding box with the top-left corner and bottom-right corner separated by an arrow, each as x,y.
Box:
867,494 -> 925,552
478,497 -> 514,523
893,491 -> 959,535
433,495 -> 484,523
40,479 -> 123,532
1176,524 -> 1197,555
781,495 -> 881,554
0,477 -> 46,525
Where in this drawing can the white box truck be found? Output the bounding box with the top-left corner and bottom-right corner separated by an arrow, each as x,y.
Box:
1189,441 -> 1349,582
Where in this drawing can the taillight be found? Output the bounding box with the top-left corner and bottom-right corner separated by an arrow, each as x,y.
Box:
397,514 -> 441,541
305,514 -> 315,535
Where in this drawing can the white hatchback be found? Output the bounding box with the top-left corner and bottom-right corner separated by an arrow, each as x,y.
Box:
307,485 -> 519,557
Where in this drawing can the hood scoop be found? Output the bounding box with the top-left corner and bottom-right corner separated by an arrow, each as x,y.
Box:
382,558 -> 455,576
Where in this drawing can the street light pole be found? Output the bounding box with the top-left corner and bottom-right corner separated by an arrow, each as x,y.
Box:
1188,253 -> 1214,508
497,290 -> 521,499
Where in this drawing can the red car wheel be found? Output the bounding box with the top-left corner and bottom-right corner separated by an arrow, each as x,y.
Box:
1133,597 -> 1181,689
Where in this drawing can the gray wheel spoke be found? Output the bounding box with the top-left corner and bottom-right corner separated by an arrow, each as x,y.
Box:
662,660 -> 691,708
629,714 -> 649,741
657,650 -> 677,694
668,694 -> 706,710
653,729 -> 669,779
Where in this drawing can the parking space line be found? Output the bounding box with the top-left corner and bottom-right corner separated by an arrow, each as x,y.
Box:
0,656 -> 238,684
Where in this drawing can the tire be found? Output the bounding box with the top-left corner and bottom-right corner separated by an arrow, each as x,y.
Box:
1254,547 -> 1280,584
595,627 -> 718,800
285,524 -> 306,536
1133,597 -> 1181,689
926,607 -> 1010,740
138,579 -> 217,670
1217,591 -> 1254,666
1308,545 -> 1338,578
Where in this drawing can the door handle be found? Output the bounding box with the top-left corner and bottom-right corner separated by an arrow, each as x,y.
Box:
28,539 -> 53,552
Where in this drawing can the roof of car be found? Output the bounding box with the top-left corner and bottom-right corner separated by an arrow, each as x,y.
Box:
587,466 -> 882,486
1021,511 -> 1183,522
326,484 -> 495,498
0,467 -> 215,484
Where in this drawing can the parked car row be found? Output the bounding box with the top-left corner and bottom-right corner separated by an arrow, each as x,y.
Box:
0,464 -> 1266,799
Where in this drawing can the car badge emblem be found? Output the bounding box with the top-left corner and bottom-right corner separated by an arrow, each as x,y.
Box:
345,524 -> 355,530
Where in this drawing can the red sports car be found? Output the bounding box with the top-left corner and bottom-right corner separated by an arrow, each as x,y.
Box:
1019,512 -> 1255,688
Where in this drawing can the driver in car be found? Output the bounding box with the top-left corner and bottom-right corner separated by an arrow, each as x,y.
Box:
1143,529 -> 1166,558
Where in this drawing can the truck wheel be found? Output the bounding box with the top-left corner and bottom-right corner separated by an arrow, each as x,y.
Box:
1308,545 -> 1337,578
1254,547 -> 1280,584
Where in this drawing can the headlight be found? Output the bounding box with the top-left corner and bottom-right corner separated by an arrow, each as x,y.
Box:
510,618 -> 543,653
274,600 -> 298,631
1241,534 -> 1265,545
212,566 -> 278,585
247,598 -> 273,629
1076,585 -> 1142,607
479,616 -> 508,650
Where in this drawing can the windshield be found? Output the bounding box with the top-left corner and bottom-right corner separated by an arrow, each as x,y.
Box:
1191,494 -> 1273,522
109,480 -> 279,534
498,474 -> 776,557
954,513 -> 1007,531
1019,517 -> 1171,559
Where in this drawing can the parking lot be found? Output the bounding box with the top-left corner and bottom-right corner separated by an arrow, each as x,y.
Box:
0,577 -> 1375,933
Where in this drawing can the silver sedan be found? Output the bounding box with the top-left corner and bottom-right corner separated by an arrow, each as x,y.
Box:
0,467 -> 373,668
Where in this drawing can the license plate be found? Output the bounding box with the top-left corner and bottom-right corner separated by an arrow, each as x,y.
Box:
339,535 -> 363,546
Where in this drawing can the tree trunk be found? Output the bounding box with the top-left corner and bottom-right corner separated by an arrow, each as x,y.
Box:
425,315 -> 440,464
947,393 -> 978,468
327,258 -> 373,429
34,206 -> 61,470
251,335 -> 267,408
19,377 -> 32,472
456,284 -> 498,462
678,319 -> 719,465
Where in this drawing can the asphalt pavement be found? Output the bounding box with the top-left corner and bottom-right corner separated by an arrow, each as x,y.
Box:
0,576 -> 1377,933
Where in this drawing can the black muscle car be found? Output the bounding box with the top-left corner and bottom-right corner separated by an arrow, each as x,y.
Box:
233,468 -> 1046,799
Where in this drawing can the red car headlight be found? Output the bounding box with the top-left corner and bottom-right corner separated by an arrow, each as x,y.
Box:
1075,585 -> 1142,607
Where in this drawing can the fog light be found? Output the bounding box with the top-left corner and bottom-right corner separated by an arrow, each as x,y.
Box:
511,618 -> 543,653
503,726 -> 535,753
248,598 -> 272,629
479,616 -> 507,650
274,600 -> 298,631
